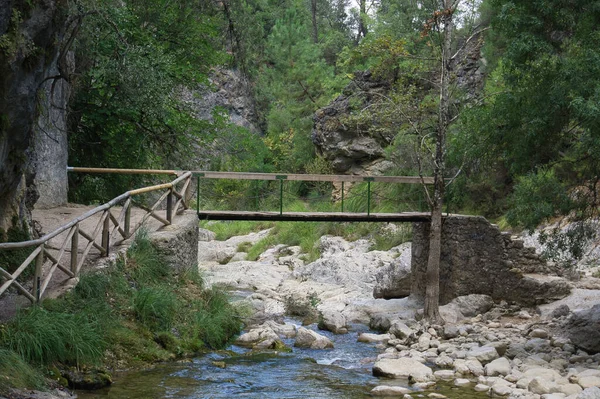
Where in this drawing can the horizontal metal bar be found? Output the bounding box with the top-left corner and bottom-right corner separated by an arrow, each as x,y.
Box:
198,210 -> 433,222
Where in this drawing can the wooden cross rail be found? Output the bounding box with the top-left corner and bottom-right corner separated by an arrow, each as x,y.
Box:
0,171 -> 192,303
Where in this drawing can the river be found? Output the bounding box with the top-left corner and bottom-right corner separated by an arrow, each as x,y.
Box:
77,317 -> 489,399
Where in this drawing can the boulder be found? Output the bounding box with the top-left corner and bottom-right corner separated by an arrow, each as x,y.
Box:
294,327 -> 334,349
485,357 -> 511,376
567,304 -> 600,354
466,346 -> 499,364
373,243 -> 412,299
235,326 -> 281,349
577,387 -> 600,399
389,320 -> 415,340
319,310 -> 348,334
373,358 -> 434,382
371,386 -> 412,396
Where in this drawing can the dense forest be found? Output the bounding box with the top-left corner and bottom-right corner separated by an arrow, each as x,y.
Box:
2,0 -> 600,251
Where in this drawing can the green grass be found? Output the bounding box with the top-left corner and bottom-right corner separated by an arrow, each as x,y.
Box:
0,230 -> 244,389
0,349 -> 44,395
1,306 -> 105,366
200,220 -> 275,240
133,287 -> 179,331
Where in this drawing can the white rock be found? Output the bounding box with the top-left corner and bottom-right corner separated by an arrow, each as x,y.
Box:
579,376 -> 600,389
577,387 -> 600,399
541,394 -> 566,399
530,329 -> 550,339
294,327 -> 334,349
530,377 -> 559,395
319,309 -> 348,334
371,386 -> 412,396
491,382 -> 513,396
454,378 -> 471,387
390,320 -> 414,339
434,370 -> 455,380
466,359 -> 485,376
474,383 -> 490,392
418,333 -> 432,351
466,346 -> 499,364
558,384 -> 583,396
373,358 -> 434,382
485,357 -> 511,376
358,333 -> 392,344
435,354 -> 454,368
428,394 -> 447,399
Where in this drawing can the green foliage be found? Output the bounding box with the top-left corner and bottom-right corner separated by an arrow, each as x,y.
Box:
200,220 -> 275,241
0,217 -> 32,278
0,306 -> 105,366
133,287 -> 179,331
0,349 -> 44,394
506,169 -> 571,230
68,0 -> 225,202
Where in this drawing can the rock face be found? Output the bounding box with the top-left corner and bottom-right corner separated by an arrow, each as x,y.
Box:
411,216 -> 572,305
373,242 -> 411,299
149,211 -> 199,271
32,52 -> 72,209
181,68 -> 259,133
0,1 -> 69,230
311,71 -> 395,176
567,304 -> 600,353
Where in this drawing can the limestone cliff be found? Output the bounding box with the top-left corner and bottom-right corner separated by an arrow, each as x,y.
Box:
0,1 -> 69,232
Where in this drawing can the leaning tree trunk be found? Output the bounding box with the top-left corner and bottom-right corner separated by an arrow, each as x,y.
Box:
424,0 -> 454,324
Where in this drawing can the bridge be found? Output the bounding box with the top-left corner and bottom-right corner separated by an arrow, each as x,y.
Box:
0,167 -> 435,307
0,167 -> 564,317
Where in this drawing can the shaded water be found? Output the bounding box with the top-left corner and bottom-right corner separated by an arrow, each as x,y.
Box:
78,320 -> 489,399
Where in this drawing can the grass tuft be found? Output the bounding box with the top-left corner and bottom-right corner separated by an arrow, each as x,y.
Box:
1,306 -> 105,366
0,349 -> 44,394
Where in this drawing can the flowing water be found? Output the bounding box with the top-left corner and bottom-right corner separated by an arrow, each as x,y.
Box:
77,319 -> 489,399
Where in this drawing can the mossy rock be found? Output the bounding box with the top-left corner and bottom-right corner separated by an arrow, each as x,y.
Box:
61,368 -> 112,390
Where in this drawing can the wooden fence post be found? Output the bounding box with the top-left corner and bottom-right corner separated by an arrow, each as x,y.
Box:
70,225 -> 79,275
167,188 -> 173,223
125,203 -> 131,238
33,244 -> 44,302
102,214 -> 110,257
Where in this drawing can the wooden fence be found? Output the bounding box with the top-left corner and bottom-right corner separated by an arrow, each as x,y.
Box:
0,171 -> 192,303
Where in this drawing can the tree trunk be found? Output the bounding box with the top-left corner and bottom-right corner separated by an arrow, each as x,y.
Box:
424,0 -> 454,324
311,0 -> 318,43
356,0 -> 368,43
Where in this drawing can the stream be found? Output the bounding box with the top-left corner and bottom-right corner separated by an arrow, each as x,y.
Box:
77,318 -> 489,398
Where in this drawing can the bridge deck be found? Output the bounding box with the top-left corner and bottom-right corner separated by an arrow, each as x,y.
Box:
197,210 -> 431,222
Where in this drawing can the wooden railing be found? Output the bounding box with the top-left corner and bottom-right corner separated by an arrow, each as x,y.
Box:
0,171 -> 192,303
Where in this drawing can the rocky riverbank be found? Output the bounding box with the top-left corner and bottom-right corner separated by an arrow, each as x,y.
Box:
198,225 -> 600,399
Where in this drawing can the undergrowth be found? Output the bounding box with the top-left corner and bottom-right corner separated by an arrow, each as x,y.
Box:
0,230 -> 243,392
